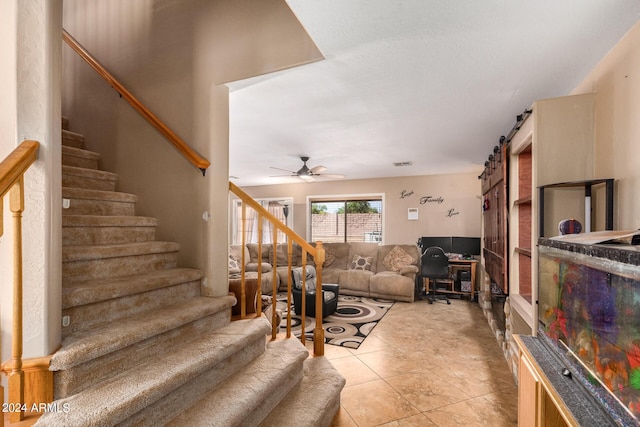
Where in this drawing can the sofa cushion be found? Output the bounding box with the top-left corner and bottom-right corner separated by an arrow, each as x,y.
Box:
383,245 -> 416,272
350,254 -> 373,271
338,270 -> 373,293
247,243 -> 271,264
322,268 -> 342,284
269,243 -> 295,267
321,243 -> 351,270
369,272 -> 415,302
303,243 -> 339,268
245,262 -> 272,273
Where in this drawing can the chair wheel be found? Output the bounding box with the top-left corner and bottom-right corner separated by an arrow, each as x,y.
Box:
446,300 -> 451,305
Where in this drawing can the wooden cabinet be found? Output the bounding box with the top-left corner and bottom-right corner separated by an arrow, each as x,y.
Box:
481,140 -> 508,293
516,338 -> 573,427
513,335 -> 619,427
518,350 -> 541,427
508,93 -> 595,331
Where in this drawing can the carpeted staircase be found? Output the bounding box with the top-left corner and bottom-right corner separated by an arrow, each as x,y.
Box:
34,119 -> 345,426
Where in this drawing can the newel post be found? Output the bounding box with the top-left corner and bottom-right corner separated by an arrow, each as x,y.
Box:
313,242 -> 325,356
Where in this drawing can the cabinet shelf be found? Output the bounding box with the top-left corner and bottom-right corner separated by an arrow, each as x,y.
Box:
539,178 -> 614,237
515,247 -> 532,257
514,196 -> 532,205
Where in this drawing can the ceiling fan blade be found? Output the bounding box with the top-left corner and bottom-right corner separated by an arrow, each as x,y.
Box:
269,166 -> 296,173
317,173 -> 345,179
309,165 -> 326,174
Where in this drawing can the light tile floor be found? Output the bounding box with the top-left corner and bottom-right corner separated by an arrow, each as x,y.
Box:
319,297 -> 518,427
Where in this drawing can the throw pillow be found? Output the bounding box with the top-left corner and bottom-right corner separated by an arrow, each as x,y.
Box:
383,245 -> 416,272
350,254 -> 373,271
228,255 -> 241,274
305,247 -> 335,267
323,249 -> 336,267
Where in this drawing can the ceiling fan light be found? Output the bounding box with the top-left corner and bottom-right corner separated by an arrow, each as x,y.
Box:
300,175 -> 315,182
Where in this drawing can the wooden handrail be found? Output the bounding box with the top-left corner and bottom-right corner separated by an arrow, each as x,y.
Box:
229,182 -> 326,356
0,141 -> 39,198
62,29 -> 211,175
0,140 -> 40,424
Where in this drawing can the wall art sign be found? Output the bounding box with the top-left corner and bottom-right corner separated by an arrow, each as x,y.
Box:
446,209 -> 460,217
419,196 -> 444,204
400,190 -> 414,199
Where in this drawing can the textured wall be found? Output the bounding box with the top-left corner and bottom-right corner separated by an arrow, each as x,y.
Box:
0,0 -> 63,368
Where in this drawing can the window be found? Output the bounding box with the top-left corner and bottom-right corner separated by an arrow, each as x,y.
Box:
231,198 -> 292,245
310,197 -> 383,243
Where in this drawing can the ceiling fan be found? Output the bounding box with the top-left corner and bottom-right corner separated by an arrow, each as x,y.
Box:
270,156 -> 345,182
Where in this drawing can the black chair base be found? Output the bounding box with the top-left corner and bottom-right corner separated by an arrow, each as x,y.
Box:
426,292 -> 451,304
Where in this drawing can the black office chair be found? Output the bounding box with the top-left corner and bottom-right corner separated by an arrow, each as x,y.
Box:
421,246 -> 452,304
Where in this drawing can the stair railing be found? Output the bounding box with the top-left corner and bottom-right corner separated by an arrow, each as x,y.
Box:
229,182 -> 326,356
0,140 -> 40,425
62,29 -> 210,175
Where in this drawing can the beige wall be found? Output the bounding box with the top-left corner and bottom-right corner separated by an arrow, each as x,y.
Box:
236,172 -> 482,246
572,21 -> 640,230
1,0 -> 63,372
62,0 -> 322,296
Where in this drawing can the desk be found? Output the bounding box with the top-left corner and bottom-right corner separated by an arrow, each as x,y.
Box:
447,258 -> 478,301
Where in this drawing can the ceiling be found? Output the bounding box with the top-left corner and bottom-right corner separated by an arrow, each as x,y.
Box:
227,1 -> 640,187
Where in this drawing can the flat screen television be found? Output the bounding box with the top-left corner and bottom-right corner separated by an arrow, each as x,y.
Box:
418,236 -> 480,257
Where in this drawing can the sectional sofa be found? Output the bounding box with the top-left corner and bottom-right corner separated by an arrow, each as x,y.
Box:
229,242 -> 420,303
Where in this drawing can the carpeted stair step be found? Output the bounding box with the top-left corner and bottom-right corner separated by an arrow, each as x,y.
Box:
62,270 -> 204,336
62,215 -> 157,246
260,357 -> 346,427
62,129 -> 85,149
62,241 -> 180,285
62,145 -> 100,169
62,165 -> 117,191
62,116 -> 69,130
62,187 -> 137,216
165,337 -> 310,427
51,295 -> 236,397
62,267 -> 201,309
55,296 -> 237,398
38,317 -> 269,427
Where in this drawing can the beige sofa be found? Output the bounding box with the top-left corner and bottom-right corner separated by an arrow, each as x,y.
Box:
229,242 -> 420,302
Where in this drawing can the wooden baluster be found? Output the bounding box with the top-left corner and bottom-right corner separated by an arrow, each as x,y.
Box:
9,177 -> 25,422
271,231 -> 278,340
299,254 -> 306,346
314,242 -> 325,357
240,204 -> 247,319
256,214 -> 263,318
1,196 -> 4,427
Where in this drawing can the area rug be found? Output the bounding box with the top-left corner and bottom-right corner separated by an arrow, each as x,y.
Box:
276,293 -> 394,349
